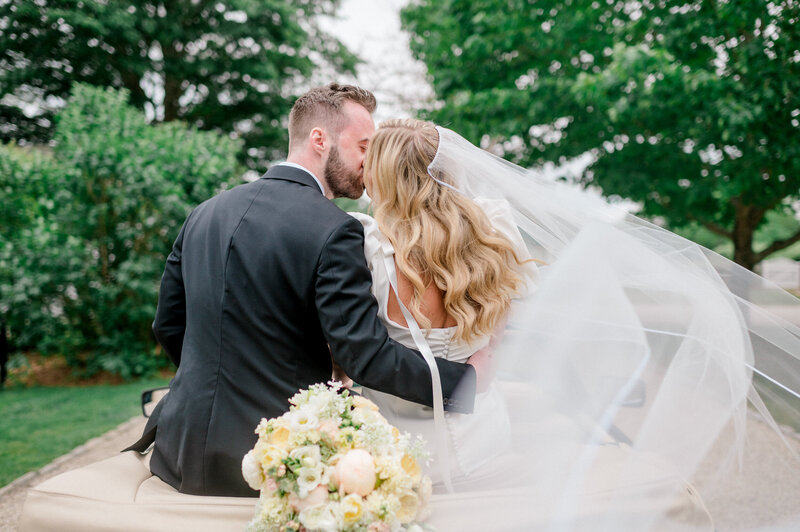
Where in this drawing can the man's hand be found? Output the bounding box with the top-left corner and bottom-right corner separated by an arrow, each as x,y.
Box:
331,354 -> 353,389
467,313 -> 509,393
466,345 -> 496,393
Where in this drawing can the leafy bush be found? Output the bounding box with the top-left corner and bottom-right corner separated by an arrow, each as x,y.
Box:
0,84 -> 244,377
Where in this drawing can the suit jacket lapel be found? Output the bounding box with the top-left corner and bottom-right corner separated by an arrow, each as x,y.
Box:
263,165 -> 323,194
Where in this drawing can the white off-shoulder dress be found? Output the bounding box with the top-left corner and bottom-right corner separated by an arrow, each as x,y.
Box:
349,198 -> 538,486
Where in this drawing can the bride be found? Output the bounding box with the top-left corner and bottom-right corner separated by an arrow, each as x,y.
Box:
348,119 -> 800,531
347,118 -> 538,488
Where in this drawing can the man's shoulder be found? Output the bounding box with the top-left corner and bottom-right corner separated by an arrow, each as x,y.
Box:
195,178 -> 260,207
252,177 -> 357,236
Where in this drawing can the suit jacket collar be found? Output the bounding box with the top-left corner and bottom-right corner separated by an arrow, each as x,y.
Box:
263,165 -> 324,195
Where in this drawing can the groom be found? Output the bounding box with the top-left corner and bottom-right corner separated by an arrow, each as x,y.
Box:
127,83 -> 477,497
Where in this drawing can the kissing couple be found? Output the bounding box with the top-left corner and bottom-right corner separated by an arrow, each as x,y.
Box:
25,82 -> 800,531
128,82 -> 537,497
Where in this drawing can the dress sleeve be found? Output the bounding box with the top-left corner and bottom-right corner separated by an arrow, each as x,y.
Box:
347,212 -> 393,306
347,212 -> 385,266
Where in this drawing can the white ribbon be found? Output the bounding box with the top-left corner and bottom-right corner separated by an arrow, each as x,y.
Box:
383,254 -> 455,493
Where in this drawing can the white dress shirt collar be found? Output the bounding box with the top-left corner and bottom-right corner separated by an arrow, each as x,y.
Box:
275,162 -> 325,195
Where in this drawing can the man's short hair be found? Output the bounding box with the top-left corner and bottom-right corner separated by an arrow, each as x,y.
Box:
288,83 -> 377,150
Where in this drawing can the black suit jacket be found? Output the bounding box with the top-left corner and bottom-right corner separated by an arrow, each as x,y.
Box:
129,165 -> 476,496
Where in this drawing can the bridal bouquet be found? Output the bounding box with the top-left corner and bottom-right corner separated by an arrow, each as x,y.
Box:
242,381 -> 432,532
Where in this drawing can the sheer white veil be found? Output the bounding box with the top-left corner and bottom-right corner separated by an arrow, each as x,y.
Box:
425,126 -> 800,531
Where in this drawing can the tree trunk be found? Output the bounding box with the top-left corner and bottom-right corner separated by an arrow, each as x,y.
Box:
163,74 -> 181,122
731,199 -> 765,271
121,71 -> 147,110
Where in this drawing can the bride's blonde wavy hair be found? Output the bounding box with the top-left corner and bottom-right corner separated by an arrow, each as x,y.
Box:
365,119 -> 528,343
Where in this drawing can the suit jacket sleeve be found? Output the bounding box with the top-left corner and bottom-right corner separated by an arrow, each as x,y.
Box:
152,217 -> 189,367
315,217 -> 476,414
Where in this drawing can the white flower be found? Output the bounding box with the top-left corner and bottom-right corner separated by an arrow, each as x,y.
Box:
365,491 -> 400,521
295,466 -> 324,498
306,392 -> 333,417
246,492 -> 291,532
254,417 -> 270,438
288,409 -> 320,432
396,490 -> 420,524
415,476 -> 433,521
290,445 -> 322,469
241,450 -> 265,490
299,502 -> 341,532
353,420 -> 394,454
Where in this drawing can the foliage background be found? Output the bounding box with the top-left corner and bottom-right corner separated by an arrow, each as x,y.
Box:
1,84 -> 243,377
0,0 -> 359,378
401,0 -> 800,270
0,0 -> 356,171
2,0 -> 799,381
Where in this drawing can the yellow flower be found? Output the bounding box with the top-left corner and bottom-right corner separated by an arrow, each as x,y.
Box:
268,426 -> 291,448
400,454 -> 422,483
341,494 -> 365,525
352,395 -> 380,411
253,441 -> 287,470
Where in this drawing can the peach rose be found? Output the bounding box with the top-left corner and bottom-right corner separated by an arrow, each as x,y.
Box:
335,449 -> 376,496
318,419 -> 340,440
367,520 -> 391,532
288,484 -> 329,512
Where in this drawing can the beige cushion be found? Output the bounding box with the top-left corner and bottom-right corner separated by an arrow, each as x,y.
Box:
20,447 -> 711,531
20,452 -> 255,532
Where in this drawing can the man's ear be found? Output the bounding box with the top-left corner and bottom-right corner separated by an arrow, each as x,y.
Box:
310,127 -> 326,155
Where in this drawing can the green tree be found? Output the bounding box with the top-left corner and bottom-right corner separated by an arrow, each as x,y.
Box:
0,143 -> 68,353
0,84 -> 243,377
402,0 -> 800,270
0,0 -> 356,170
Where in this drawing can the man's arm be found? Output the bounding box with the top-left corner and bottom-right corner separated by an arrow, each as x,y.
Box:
152,219 -> 189,367
315,217 -> 476,413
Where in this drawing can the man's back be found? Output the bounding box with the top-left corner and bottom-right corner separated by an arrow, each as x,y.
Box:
149,167 -> 355,496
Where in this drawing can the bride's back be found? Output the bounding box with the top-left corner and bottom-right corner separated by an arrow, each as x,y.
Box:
386,265 -> 457,329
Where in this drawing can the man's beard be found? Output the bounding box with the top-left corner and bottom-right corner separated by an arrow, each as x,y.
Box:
324,145 -> 363,199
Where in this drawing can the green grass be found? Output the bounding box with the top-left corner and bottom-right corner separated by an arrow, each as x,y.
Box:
0,378 -> 170,488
